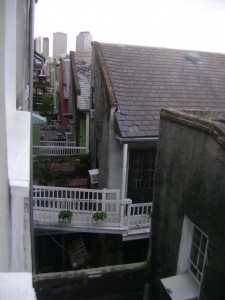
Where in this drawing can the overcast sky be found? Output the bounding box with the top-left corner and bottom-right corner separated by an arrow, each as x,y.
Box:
34,0 -> 225,56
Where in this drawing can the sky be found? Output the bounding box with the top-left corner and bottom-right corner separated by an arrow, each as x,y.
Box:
34,0 -> 225,56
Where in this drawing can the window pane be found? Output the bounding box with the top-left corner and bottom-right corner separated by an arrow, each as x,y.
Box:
192,227 -> 201,247
190,264 -> 198,277
190,244 -> 198,265
200,235 -> 207,252
198,253 -> 204,272
188,224 -> 208,285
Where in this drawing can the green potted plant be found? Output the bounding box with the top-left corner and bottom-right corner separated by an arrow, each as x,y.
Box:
58,210 -> 73,222
92,211 -> 107,223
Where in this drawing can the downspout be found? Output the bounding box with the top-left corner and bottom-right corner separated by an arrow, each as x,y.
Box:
121,143 -> 128,199
29,0 -> 36,274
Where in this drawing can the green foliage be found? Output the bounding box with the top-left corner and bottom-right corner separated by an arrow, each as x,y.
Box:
92,211 -> 107,222
38,94 -> 53,114
58,210 -> 73,222
76,153 -> 91,175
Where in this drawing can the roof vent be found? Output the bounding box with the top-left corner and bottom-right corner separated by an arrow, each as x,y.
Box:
185,52 -> 201,64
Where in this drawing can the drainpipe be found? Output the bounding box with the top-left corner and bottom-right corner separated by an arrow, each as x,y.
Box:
121,143 -> 128,199
29,0 -> 36,274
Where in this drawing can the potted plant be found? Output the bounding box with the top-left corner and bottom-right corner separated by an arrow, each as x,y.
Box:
58,210 -> 73,222
92,211 -> 107,223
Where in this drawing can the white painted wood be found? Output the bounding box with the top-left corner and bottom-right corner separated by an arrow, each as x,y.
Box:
161,273 -> 199,300
177,216 -> 194,274
33,145 -> 86,156
85,112 -> 90,153
121,143 -> 128,199
0,273 -> 36,300
0,0 -> 11,272
33,186 -> 151,236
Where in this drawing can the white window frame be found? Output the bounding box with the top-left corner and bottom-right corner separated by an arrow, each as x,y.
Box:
177,216 -> 208,285
161,217 -> 208,300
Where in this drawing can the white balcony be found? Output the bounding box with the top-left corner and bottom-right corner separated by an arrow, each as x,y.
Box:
33,141 -> 87,156
33,185 -> 151,240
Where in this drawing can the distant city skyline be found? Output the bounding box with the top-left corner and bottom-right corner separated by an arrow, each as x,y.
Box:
35,0 -> 225,54
53,32 -> 67,59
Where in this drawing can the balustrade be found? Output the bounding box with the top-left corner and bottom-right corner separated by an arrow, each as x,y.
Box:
33,185 -> 151,232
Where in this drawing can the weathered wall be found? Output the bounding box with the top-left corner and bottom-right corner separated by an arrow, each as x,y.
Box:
90,48 -> 124,191
90,48 -> 110,188
151,110 -> 225,300
33,263 -> 146,300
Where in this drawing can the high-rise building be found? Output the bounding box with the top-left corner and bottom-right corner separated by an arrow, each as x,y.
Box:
76,31 -> 92,52
34,36 -> 42,54
53,32 -> 67,60
42,37 -> 49,58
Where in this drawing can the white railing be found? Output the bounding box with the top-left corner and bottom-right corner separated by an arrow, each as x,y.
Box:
33,185 -> 120,201
126,203 -> 152,229
33,146 -> 87,156
40,141 -> 77,147
33,197 -> 132,228
33,185 -> 151,231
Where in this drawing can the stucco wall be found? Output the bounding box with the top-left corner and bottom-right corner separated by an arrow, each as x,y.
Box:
33,263 -> 146,300
90,48 -> 123,191
0,0 -> 11,271
151,110 -> 225,300
90,49 -> 110,188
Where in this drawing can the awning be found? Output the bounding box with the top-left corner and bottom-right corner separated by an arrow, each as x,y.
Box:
32,112 -> 46,124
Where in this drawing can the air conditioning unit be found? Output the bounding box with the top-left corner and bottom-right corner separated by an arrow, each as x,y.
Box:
90,109 -> 95,119
65,132 -> 73,141
88,169 -> 99,184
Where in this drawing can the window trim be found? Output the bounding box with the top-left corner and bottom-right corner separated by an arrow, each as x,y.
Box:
177,216 -> 208,286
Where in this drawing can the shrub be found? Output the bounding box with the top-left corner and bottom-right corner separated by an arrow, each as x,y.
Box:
92,211 -> 107,222
58,210 -> 73,222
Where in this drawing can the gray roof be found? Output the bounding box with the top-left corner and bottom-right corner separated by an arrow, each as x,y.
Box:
62,58 -> 70,99
95,42 -> 225,138
74,52 -> 91,110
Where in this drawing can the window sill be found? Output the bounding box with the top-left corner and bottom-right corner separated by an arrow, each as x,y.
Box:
161,273 -> 199,300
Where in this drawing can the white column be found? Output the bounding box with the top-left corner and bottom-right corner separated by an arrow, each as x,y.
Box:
121,143 -> 128,199
86,112 -> 90,153
5,0 -> 17,115
11,186 -> 31,272
0,0 -> 11,272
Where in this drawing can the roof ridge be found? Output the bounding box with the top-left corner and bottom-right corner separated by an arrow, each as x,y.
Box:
98,41 -> 225,56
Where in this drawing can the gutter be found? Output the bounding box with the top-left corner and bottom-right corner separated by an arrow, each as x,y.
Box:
119,137 -> 158,144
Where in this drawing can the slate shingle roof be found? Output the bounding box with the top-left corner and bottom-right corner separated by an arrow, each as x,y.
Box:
74,52 -> 91,111
97,42 -> 225,138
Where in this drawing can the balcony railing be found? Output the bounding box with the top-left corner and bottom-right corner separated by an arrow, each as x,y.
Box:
33,141 -> 87,156
40,141 -> 77,147
33,185 -> 151,232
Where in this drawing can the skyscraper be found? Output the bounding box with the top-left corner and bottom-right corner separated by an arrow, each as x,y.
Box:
42,37 -> 49,58
53,32 -> 67,60
34,36 -> 42,54
76,31 -> 93,52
